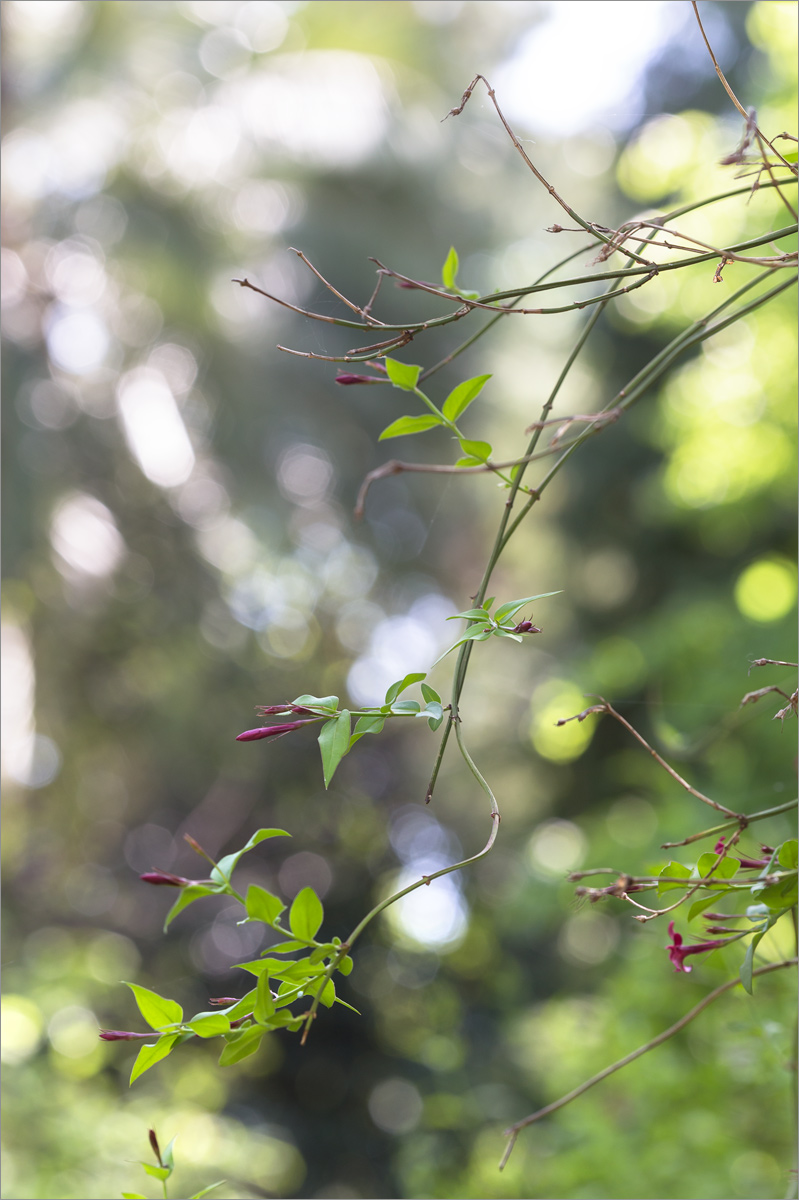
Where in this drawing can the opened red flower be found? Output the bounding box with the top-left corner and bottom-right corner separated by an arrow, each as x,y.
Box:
667,920 -> 728,973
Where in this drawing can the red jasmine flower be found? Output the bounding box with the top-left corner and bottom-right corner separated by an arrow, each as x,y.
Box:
99,1029 -> 152,1041
236,718 -> 319,742
667,920 -> 728,973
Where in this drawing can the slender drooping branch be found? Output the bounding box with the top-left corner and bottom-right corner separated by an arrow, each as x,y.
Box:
499,957 -> 798,1170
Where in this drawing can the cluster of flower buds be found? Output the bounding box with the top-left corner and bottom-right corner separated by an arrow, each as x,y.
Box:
236,703 -> 321,742
511,620 -> 541,635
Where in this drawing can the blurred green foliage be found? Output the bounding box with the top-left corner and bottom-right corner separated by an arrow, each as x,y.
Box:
1,2 -> 796,1199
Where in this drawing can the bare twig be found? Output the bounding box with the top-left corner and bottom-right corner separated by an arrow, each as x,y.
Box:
557,697 -> 740,818
289,247 -> 386,325
499,957 -> 798,1170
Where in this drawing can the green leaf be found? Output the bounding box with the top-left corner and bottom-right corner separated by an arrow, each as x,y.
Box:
379,414 -> 444,440
306,977 -> 336,1008
778,839 -> 798,870
456,438 -> 492,462
318,709 -> 351,788
290,886 -> 324,941
254,971 -> 276,1023
218,1025 -> 265,1066
442,375 -> 492,422
431,628 -> 492,667
265,940 -> 306,954
421,683 -> 441,705
292,693 -> 339,713
740,940 -> 756,995
384,357 -> 422,390
337,955 -> 354,976
385,672 -> 426,704
129,1034 -> 179,1085
759,876 -> 798,909
122,1193 -> 149,1198
187,1012 -> 231,1038
245,884 -> 286,926
447,608 -> 493,621
493,590 -> 562,623
418,701 -> 443,726
161,1138 -> 176,1172
657,861 -> 692,896
124,983 -> 183,1031
441,246 -> 459,289
164,884 -> 220,932
390,700 -> 420,714
219,990 -> 256,1021
687,893 -> 726,922
191,1182 -> 226,1200
696,853 -> 740,881
350,713 -> 385,748
142,1164 -> 170,1182
211,828 -> 291,884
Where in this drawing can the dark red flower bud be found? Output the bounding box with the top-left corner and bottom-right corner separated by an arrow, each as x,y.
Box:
208,997 -> 240,1006
149,1130 -> 161,1162
236,718 -> 319,742
335,373 -> 377,385
99,1029 -> 152,1041
140,871 -> 192,887
396,279 -> 436,289
512,621 -> 541,634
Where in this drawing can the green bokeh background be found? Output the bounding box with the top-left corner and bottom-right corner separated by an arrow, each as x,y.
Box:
2,3 -> 796,1198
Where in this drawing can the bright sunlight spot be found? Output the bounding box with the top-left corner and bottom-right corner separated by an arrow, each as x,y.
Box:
734,559 -> 797,623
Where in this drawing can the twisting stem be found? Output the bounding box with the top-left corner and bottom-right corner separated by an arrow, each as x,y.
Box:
499,958 -> 798,1171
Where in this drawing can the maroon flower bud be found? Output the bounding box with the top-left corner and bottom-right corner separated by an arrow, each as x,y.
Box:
255,704 -> 314,716
236,718 -> 319,742
512,621 -> 541,634
140,871 -> 192,887
735,855 -> 769,869
335,373 -> 378,385
149,1129 -> 161,1162
208,997 -> 240,1006
713,839 -> 726,854
99,1029 -> 152,1041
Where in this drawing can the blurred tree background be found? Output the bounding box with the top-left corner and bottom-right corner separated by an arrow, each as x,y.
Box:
1,2 -> 796,1198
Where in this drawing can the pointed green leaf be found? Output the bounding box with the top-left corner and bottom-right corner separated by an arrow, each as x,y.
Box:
687,893 -> 724,922
696,853 -> 739,881
161,1138 -> 176,1172
379,414 -> 444,440
142,1165 -> 171,1182
493,591 -> 562,623
390,700 -> 421,714
318,709 -> 351,788
264,940 -> 306,954
245,884 -> 286,926
384,358 -> 422,390
337,955 -> 354,976
122,1193 -> 149,1198
293,694 -> 338,712
191,1182 -> 226,1200
210,828 -> 291,884
164,884 -> 220,932
447,608 -> 492,621
187,1012 -> 231,1038
290,886 -> 324,941
384,672 -> 426,705
657,861 -> 692,896
430,628 -> 492,667
441,246 -> 459,290
456,438 -> 492,462
254,971 -> 276,1024
350,713 -> 385,748
443,375 -> 492,422
306,977 -> 336,1008
218,990 -> 256,1021
218,1025 -> 266,1066
124,983 -> 183,1031
129,1034 -> 179,1085
759,876 -> 798,909
420,683 -> 441,705
740,939 -> 757,995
